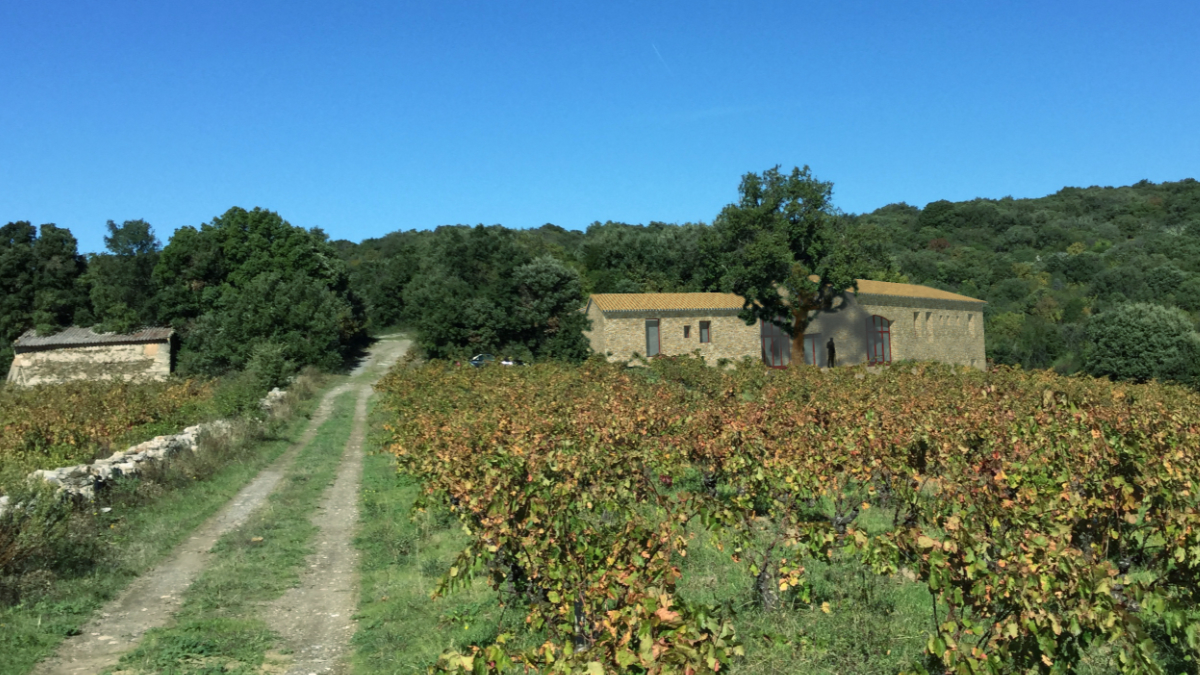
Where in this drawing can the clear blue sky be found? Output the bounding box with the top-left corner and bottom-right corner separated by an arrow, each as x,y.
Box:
2,1 -> 1197,254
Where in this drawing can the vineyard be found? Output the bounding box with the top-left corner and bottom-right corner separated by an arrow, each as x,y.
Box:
0,379 -> 216,485
375,357 -> 1200,674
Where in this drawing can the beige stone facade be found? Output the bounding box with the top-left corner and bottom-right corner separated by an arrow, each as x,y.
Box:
802,292 -> 986,369
585,282 -> 986,369
585,293 -> 762,364
7,327 -> 175,386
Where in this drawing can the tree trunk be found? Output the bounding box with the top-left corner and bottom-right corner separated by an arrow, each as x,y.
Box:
788,305 -> 814,368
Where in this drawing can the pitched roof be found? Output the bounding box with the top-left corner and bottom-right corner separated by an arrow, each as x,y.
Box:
851,279 -> 985,303
13,326 -> 175,349
588,293 -> 745,313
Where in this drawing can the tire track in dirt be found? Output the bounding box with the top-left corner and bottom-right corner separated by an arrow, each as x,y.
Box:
31,384 -> 354,675
264,337 -> 409,674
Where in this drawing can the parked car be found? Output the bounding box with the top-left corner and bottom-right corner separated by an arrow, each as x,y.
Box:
468,353 -> 495,368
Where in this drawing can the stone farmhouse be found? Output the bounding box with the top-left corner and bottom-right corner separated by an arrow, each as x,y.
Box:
6,326 -> 175,386
583,280 -> 987,369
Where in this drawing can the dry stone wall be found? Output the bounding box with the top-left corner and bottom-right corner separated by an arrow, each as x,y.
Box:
0,387 -> 288,515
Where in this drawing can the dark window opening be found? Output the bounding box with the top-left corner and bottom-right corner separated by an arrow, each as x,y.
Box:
683,325 -> 691,339
645,319 -> 660,357
803,335 -> 820,366
699,321 -> 711,343
760,320 -> 791,368
867,315 -> 892,364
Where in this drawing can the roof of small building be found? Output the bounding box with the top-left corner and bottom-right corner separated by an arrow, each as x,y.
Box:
13,326 -> 175,350
852,279 -> 985,303
588,293 -> 746,313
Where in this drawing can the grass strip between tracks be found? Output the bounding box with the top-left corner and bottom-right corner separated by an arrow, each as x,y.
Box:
1,379 -> 327,675
102,386 -> 358,675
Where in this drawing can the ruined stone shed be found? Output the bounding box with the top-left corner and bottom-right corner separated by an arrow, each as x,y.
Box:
584,280 -> 986,369
6,326 -> 175,386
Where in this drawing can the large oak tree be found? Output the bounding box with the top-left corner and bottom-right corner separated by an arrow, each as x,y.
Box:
703,166 -> 869,364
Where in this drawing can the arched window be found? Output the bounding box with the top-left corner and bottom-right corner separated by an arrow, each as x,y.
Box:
867,315 -> 891,364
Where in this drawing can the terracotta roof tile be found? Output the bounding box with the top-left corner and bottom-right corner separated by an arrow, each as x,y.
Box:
589,293 -> 745,312
852,279 -> 985,303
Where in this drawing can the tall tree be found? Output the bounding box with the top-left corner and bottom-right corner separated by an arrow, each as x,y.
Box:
0,222 -> 38,371
154,207 -> 366,375
703,166 -> 866,363
31,223 -> 88,333
0,222 -> 88,370
87,219 -> 162,333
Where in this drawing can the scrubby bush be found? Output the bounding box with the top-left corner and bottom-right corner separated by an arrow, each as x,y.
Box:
1084,302 -> 1200,386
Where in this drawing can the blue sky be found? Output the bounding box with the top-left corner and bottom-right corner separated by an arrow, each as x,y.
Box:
2,1 -> 1197,254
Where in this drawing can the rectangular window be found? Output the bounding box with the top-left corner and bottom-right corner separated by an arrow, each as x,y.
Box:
803,335 -> 821,366
683,325 -> 691,339
699,321 -> 710,343
645,319 -> 660,357
759,320 -> 791,368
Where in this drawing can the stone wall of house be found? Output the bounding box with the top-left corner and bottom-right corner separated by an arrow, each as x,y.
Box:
583,301 -> 607,355
798,292 -> 987,369
802,294 -> 871,366
598,312 -> 760,364
6,342 -> 172,386
856,299 -> 986,369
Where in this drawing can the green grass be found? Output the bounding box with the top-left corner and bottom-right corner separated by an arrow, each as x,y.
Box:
106,386 -> 359,675
350,401 -> 541,675
0,379 -> 328,675
674,527 -> 934,675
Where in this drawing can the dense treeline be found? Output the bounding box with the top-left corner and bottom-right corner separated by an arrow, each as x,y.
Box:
5,176 -> 1199,384
0,208 -> 366,380
340,176 -> 1200,383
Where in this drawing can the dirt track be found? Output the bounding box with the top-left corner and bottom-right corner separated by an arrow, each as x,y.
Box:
262,337 -> 410,674
32,336 -> 409,675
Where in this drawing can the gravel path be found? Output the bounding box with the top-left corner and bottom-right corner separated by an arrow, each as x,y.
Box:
31,336 -> 409,675
263,336 -> 410,674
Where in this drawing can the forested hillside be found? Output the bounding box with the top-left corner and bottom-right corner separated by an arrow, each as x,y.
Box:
340,177 -> 1200,377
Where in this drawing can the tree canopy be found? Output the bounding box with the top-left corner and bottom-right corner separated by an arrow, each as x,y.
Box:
701,166 -> 871,361
154,207 -> 366,375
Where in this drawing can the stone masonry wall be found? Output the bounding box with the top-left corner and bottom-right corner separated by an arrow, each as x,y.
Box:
583,302 -> 607,355
0,388 -> 287,515
7,342 -> 172,386
856,301 -> 986,369
598,313 -> 760,364
802,294 -> 870,366
803,294 -> 986,369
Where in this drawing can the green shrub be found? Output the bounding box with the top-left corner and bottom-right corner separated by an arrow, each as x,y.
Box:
1084,302 -> 1200,386
0,483 -> 71,578
245,341 -> 296,391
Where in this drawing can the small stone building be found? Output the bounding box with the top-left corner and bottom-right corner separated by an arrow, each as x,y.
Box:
584,280 -> 987,369
6,326 -> 175,386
